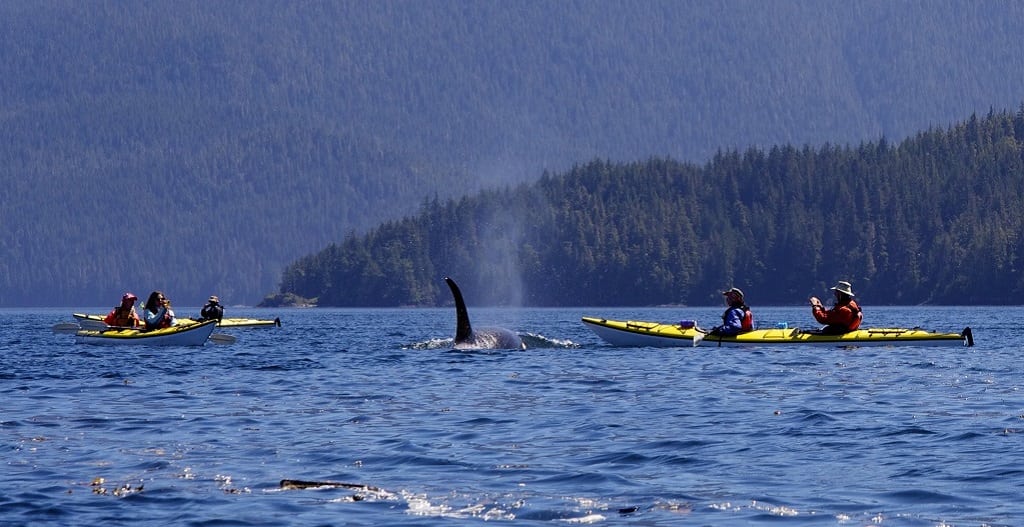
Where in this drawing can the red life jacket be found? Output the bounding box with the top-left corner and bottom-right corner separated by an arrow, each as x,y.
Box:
740,306 -> 754,331
106,306 -> 138,327
846,300 -> 862,330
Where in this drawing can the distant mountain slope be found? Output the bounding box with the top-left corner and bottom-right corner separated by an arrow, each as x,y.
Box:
2,1 -> 1023,306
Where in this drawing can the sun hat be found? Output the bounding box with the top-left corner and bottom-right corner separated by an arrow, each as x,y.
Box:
830,281 -> 855,297
208,295 -> 219,303
721,287 -> 744,298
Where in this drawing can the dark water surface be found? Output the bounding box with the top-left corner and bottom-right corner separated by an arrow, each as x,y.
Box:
2,306 -> 1021,526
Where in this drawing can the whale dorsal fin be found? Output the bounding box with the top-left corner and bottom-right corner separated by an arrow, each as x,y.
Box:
444,277 -> 473,343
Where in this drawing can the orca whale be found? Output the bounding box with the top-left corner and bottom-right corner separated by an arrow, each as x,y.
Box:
444,276 -> 525,350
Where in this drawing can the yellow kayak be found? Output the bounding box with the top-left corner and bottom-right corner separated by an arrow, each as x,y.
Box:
581,317 -> 974,348
73,313 -> 281,328
75,319 -> 218,346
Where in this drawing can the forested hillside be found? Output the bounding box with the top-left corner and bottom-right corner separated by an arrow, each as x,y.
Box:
3,1 -> 1024,306
274,109 -> 1024,307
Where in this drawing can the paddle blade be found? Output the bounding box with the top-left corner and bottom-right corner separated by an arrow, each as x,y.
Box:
52,322 -> 81,334
78,319 -> 109,330
209,333 -> 236,345
692,330 -> 705,347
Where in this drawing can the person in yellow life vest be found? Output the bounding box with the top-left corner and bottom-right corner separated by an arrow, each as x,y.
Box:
143,291 -> 177,329
708,287 -> 754,337
809,280 -> 862,334
104,292 -> 141,328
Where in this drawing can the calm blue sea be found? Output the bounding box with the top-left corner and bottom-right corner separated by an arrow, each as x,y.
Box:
2,306 -> 1021,526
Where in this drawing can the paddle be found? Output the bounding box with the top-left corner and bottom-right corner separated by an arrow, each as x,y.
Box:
692,328 -> 705,347
77,319 -> 111,330
693,327 -> 725,347
52,322 -> 81,334
209,333 -> 236,344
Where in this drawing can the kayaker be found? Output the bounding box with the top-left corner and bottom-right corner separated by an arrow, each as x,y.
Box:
143,290 -> 177,329
104,292 -> 141,328
809,280 -> 862,334
199,295 -> 224,322
707,287 -> 754,336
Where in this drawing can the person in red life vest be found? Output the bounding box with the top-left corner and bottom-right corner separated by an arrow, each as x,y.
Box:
104,292 -> 141,328
143,290 -> 177,330
809,280 -> 862,334
708,287 -> 754,337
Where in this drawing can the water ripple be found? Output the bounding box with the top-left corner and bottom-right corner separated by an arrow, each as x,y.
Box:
2,306 -> 1022,525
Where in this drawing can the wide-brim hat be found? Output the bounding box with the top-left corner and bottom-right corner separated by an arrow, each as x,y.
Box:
721,287 -> 744,299
830,281 -> 855,297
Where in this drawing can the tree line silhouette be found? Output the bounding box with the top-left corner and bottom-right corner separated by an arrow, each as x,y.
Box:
271,108 -> 1024,307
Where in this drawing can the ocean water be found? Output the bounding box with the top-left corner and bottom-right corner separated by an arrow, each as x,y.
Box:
2,305 -> 1021,526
